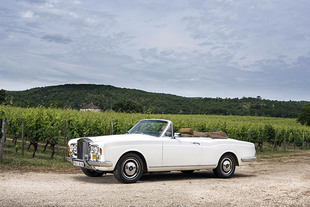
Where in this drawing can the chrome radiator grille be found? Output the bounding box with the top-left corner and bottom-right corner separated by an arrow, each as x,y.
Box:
77,140 -> 89,160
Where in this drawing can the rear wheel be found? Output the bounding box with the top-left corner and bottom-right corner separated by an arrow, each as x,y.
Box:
213,153 -> 236,178
114,153 -> 144,183
81,168 -> 105,177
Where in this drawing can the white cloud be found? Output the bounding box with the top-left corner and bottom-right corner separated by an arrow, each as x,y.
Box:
21,10 -> 36,18
0,0 -> 310,101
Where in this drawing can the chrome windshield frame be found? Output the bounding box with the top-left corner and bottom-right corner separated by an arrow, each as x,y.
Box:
128,119 -> 173,138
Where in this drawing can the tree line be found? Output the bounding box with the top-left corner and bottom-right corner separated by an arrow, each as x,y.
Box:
4,84 -> 309,118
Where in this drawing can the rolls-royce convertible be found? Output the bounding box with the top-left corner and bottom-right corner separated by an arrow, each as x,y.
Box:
67,119 -> 256,183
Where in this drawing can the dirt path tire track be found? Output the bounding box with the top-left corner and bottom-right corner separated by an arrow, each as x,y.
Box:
1,154 -> 310,207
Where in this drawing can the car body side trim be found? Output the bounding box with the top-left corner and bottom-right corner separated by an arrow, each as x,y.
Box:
148,164 -> 217,171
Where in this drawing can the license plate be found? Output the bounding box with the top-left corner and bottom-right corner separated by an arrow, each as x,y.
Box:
73,160 -> 85,167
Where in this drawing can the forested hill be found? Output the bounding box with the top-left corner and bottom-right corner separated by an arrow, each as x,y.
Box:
5,84 -> 309,118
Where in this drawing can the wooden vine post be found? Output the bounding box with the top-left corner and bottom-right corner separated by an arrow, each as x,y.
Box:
302,131 -> 305,150
63,121 -> 67,159
248,129 -> 252,143
110,120 -> 113,135
21,119 -> 25,156
283,130 -> 286,152
273,129 -> 278,151
294,131 -> 296,151
0,118 -> 7,159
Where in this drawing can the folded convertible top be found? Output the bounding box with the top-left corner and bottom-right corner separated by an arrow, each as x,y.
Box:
179,128 -> 228,139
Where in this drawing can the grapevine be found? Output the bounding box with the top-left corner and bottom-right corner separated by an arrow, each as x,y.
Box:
0,105 -> 309,158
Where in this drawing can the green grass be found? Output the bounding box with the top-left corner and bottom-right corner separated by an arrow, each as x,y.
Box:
0,138 -> 76,172
256,148 -> 310,159
0,156 -> 74,171
254,141 -> 310,159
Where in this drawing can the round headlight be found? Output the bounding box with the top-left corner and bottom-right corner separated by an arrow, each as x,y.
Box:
70,143 -> 77,155
90,145 -> 99,154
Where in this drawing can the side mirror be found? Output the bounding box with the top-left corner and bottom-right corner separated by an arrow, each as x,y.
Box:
173,133 -> 181,138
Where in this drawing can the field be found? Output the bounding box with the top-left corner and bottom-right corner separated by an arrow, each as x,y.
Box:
1,106 -> 310,142
1,105 -> 309,142
0,106 -> 310,170
1,105 -> 310,165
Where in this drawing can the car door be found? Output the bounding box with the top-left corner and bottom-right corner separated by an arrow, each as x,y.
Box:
162,137 -> 202,167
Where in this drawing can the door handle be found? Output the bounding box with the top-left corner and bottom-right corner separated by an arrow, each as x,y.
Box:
192,142 -> 200,145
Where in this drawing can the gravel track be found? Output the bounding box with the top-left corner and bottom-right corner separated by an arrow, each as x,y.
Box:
1,154 -> 310,207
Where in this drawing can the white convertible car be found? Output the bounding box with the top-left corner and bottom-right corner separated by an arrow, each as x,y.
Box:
67,119 -> 256,183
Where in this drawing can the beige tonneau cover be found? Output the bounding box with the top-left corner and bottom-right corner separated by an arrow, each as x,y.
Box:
179,128 -> 228,139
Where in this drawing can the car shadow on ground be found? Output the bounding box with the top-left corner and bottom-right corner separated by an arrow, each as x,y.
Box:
72,173 -> 119,184
72,171 -> 256,184
140,171 -> 256,182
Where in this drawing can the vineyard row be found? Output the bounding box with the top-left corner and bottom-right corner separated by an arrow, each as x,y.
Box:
0,106 -> 309,158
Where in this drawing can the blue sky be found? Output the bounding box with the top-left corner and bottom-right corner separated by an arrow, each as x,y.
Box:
1,0 -> 310,101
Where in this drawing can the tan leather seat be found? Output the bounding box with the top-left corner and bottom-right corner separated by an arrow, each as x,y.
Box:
179,128 -> 228,139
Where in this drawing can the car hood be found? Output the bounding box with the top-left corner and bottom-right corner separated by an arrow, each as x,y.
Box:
68,133 -> 153,145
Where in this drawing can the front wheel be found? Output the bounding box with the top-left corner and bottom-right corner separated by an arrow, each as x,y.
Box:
81,168 -> 105,177
114,153 -> 144,183
213,154 -> 236,178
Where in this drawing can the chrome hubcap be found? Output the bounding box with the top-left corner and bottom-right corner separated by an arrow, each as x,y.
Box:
221,158 -> 233,174
124,161 -> 137,176
222,160 -> 231,172
122,158 -> 140,179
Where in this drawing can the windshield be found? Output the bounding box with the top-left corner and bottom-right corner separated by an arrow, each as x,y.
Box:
128,120 -> 169,137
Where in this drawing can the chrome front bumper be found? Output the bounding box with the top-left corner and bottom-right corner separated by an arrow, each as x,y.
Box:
241,156 -> 256,162
67,157 -> 113,167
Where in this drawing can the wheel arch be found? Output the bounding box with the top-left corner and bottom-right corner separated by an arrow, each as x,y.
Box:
219,151 -> 239,166
116,151 -> 148,173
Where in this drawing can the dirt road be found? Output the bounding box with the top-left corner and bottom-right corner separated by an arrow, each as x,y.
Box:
1,153 -> 310,207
